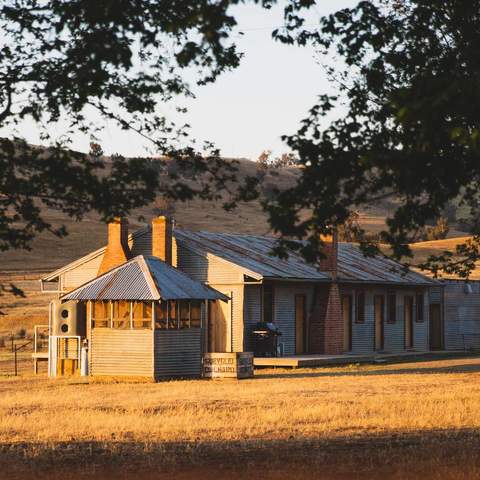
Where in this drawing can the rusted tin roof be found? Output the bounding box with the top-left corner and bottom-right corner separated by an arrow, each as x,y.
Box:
175,230 -> 436,286
175,230 -> 330,281
61,255 -> 228,301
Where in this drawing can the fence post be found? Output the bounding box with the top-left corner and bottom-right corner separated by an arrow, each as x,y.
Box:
14,348 -> 17,376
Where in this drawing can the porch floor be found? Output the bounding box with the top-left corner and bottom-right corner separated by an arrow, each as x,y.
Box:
253,350 -> 469,368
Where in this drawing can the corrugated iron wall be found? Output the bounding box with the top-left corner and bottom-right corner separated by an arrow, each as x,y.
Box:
341,286 -> 430,354
243,285 -> 261,352
274,283 -> 315,356
443,280 -> 480,350
90,328 -> 153,377
154,329 -> 202,378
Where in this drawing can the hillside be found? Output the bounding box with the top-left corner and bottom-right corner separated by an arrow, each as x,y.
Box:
409,237 -> 480,280
0,157 -> 395,273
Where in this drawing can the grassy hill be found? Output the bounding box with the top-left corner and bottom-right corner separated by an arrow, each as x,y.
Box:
0,157 -> 397,273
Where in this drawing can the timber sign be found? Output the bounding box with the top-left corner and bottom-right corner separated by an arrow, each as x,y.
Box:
202,352 -> 254,379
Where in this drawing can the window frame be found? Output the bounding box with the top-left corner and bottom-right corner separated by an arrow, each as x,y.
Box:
387,292 -> 397,324
416,293 -> 424,323
355,290 -> 365,324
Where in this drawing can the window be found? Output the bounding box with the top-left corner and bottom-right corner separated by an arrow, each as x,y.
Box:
190,300 -> 202,328
112,301 -> 130,328
168,300 -> 178,328
263,284 -> 274,323
92,301 -> 110,328
132,301 -> 152,329
179,300 -> 190,328
355,291 -> 365,324
154,300 -> 202,329
154,301 -> 168,329
416,293 -> 424,322
387,293 -> 396,324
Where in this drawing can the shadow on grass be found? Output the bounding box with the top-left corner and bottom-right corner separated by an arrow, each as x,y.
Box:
2,429 -> 480,480
257,361 -> 480,380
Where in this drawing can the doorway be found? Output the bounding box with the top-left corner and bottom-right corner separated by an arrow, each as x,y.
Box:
404,296 -> 414,349
295,294 -> 307,354
374,295 -> 384,351
429,303 -> 443,350
342,294 -> 352,352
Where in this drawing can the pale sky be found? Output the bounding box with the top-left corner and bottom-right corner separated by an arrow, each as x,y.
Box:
0,1 -> 355,160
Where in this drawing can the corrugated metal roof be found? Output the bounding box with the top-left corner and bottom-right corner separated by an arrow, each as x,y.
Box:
175,230 -> 331,281
61,255 -> 228,301
175,230 -> 436,286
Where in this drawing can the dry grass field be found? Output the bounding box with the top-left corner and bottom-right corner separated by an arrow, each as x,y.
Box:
2,357 -> 480,478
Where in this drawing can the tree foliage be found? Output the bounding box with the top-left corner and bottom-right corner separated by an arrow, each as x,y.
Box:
260,1 -> 480,276
0,0 -> 268,251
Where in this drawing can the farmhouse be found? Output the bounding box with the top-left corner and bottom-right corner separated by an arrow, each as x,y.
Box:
38,215 -> 446,378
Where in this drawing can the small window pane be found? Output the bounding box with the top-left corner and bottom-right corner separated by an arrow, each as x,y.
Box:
155,302 -> 168,329
355,291 -> 365,324
263,284 -> 274,323
387,293 -> 396,324
416,294 -> 424,322
190,300 -> 202,328
180,300 -> 190,328
168,300 -> 178,329
112,301 -> 130,328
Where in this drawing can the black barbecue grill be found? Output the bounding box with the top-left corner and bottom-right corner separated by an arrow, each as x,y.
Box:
251,322 -> 282,357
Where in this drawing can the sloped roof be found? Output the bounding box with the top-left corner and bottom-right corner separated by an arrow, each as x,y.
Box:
46,226 -> 436,288
175,230 -> 436,286
174,230 -> 330,281
61,255 -> 228,301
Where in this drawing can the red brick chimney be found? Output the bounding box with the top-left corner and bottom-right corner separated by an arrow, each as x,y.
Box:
97,217 -> 130,276
151,216 -> 172,264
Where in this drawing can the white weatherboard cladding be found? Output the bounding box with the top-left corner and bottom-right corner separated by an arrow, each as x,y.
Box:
176,243 -> 244,284
443,280 -> 480,350
243,285 -> 262,352
274,283 -> 314,356
90,328 -> 153,377
154,329 -> 202,378
63,254 -> 103,290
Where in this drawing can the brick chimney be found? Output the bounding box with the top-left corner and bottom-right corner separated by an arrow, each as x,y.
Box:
151,216 -> 172,264
97,217 -> 130,276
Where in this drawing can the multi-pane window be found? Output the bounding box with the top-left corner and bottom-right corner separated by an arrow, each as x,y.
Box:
387,293 -> 396,324
355,291 -> 365,324
91,300 -> 203,330
416,293 -> 424,322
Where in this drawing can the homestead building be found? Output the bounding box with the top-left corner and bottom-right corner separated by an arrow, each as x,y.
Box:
39,216 -> 443,378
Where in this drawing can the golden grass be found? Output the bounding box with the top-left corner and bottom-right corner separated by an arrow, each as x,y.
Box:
2,357 -> 480,477
1,357 -> 480,444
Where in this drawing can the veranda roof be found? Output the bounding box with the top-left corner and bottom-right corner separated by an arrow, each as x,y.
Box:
61,255 -> 228,302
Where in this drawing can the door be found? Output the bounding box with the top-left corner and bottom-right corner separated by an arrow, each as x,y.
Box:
374,295 -> 384,351
429,303 -> 442,350
404,296 -> 414,349
342,295 -> 352,352
295,294 -> 307,354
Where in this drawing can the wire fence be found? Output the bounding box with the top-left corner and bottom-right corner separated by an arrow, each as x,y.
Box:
0,338 -> 47,376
